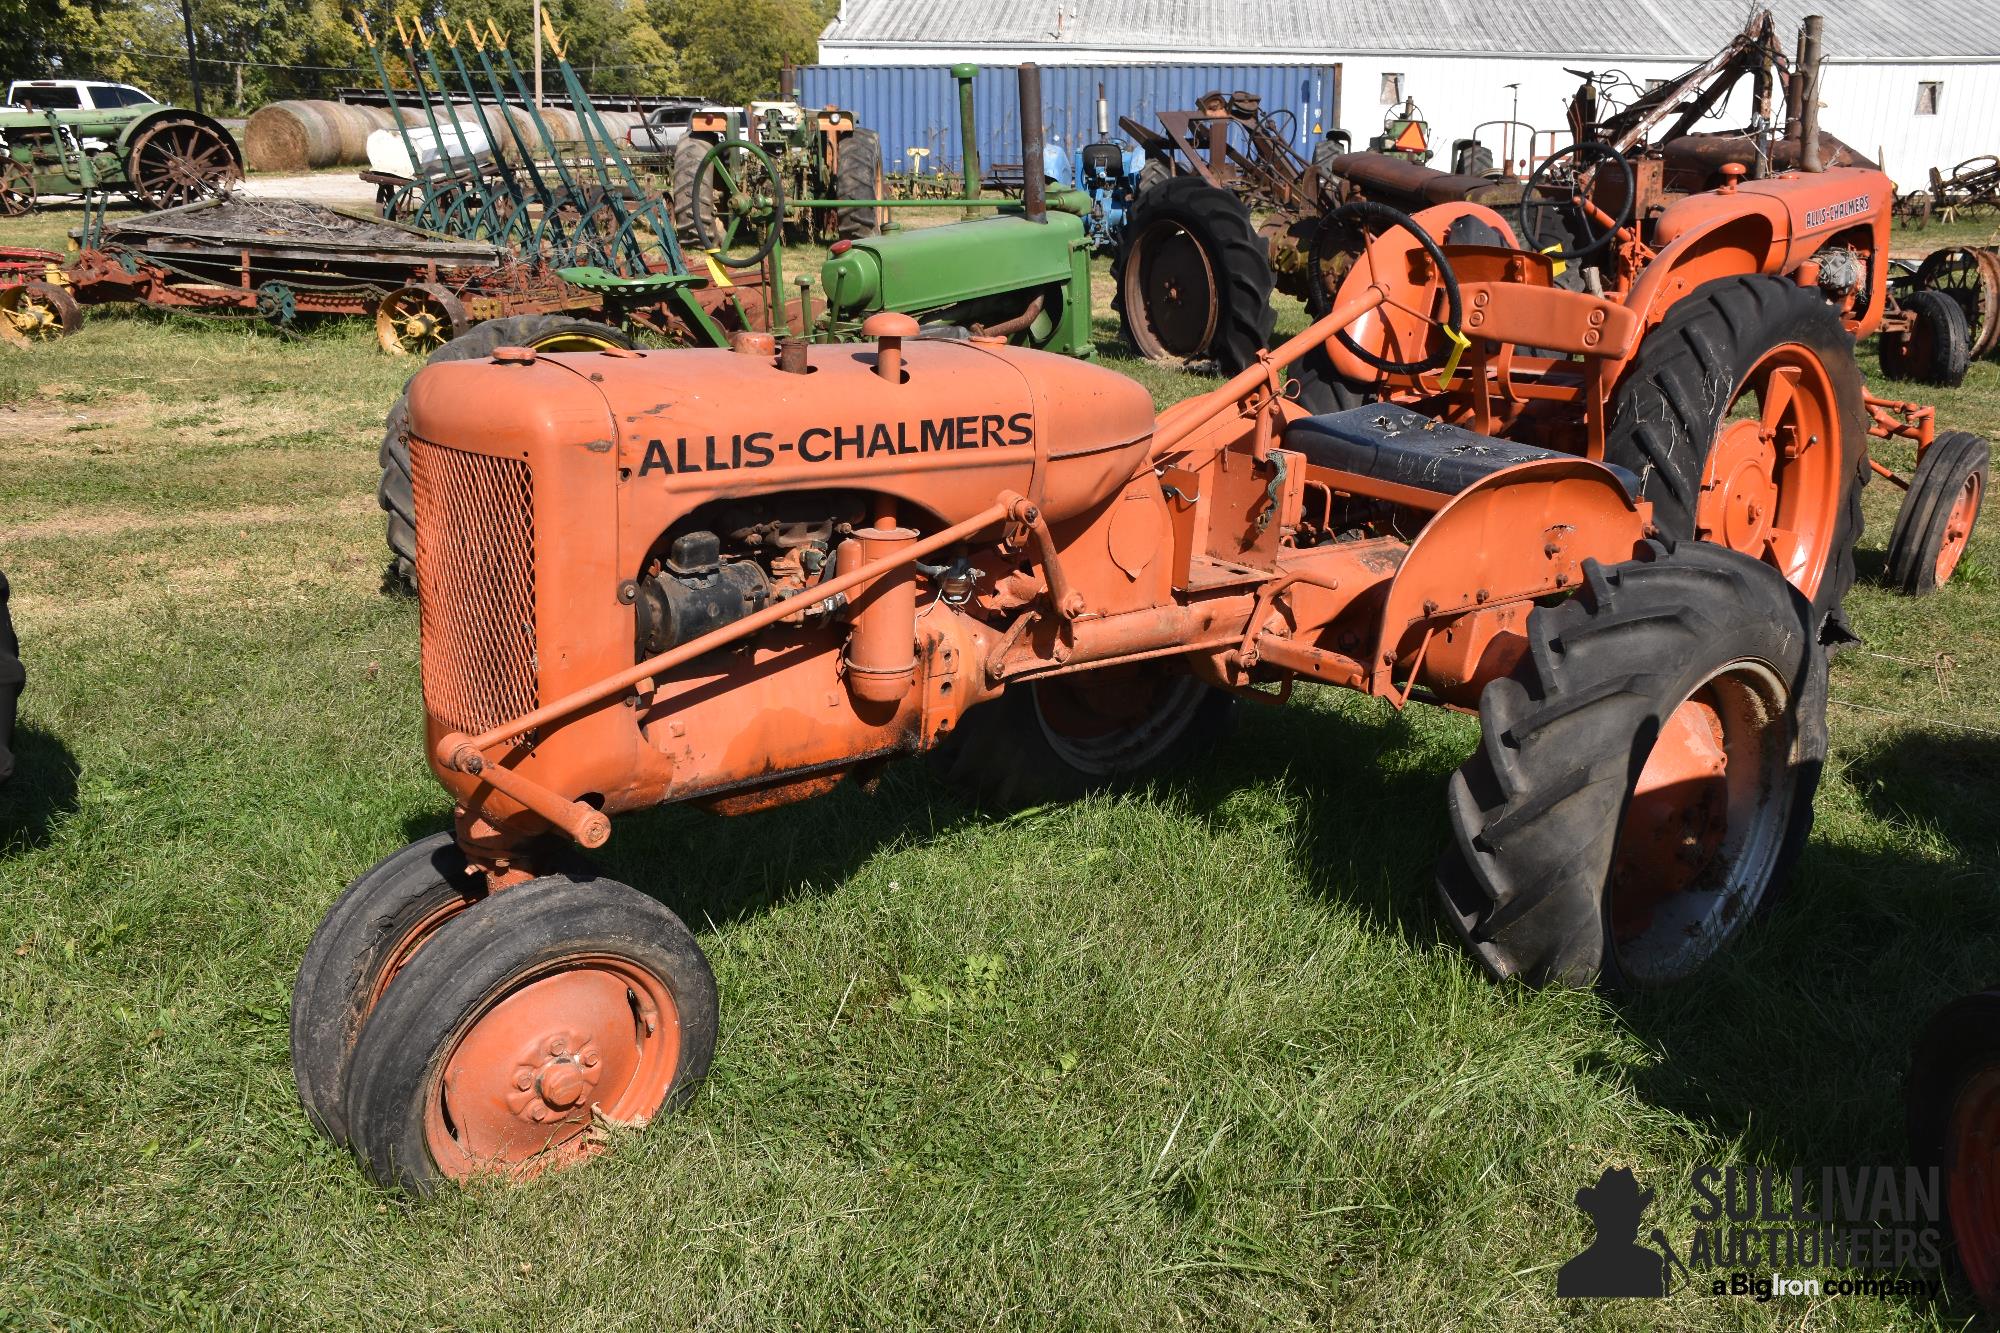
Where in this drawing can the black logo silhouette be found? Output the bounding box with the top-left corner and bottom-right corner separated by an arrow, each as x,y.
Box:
1558,1167 -> 1685,1298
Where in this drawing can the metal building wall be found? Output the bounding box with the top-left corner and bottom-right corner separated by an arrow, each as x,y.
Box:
795,63 -> 1340,177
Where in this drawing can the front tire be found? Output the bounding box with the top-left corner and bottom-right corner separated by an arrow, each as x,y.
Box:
931,662 -> 1233,809
344,874 -> 718,1193
1881,289 -> 1970,387
290,833 -> 484,1145
1885,430 -> 1989,594
1605,275 -> 1867,636
1437,542 -> 1827,989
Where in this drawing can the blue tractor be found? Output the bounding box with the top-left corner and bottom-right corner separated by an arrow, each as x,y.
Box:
1040,140 -> 1167,252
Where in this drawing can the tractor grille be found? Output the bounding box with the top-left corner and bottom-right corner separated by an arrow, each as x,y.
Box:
410,437 -> 539,739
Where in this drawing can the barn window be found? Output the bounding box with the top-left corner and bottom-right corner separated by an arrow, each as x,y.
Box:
1380,73 -> 1404,105
1916,81 -> 1942,114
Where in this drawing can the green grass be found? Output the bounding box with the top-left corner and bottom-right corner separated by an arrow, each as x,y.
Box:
2,213 -> 1999,1329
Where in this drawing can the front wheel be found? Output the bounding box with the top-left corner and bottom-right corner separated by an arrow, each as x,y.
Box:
930,662 -> 1233,809
343,874 -> 718,1193
1437,542 -> 1827,990
1885,430 -> 1989,594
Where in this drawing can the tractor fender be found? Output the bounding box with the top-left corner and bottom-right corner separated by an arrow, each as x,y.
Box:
1620,198 -> 1785,342
113,106 -> 244,171
1369,456 -> 1651,692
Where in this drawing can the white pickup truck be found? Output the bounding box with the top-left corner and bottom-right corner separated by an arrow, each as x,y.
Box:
3,79 -> 158,112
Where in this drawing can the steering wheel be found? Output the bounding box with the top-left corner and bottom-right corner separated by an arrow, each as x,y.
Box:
694,138 -> 785,269
1320,199 -> 1464,377
1520,141 -> 1635,262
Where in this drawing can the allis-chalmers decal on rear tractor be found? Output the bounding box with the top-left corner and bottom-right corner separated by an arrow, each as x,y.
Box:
297,148 -> 1988,1193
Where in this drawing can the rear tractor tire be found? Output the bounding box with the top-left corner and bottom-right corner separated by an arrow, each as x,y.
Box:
1605,274 -> 1867,638
1885,430 -> 1990,594
1437,542 -> 1827,990
380,315 -> 634,592
342,873 -> 718,1193
1112,176 -> 1273,375
0,568 -> 20,786
1880,289 -> 1971,388
834,126 -> 885,240
1907,987 -> 2000,1310
930,662 -> 1233,809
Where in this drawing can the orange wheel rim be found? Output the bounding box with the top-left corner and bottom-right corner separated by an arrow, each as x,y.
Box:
366,895 -> 472,1011
424,954 -> 682,1179
1607,660 -> 1790,985
1949,1067 -> 2000,1306
1937,472 -> 1983,585
1694,346 -> 1842,601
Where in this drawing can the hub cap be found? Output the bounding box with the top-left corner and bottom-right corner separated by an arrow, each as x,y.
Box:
425,955 -> 682,1178
1608,660 -> 1790,985
1696,350 -> 1842,601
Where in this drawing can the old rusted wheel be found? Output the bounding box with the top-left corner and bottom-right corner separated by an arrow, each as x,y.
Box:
1886,430 -> 1990,594
375,282 -> 469,357
290,833 -> 486,1146
0,161 -> 34,217
1606,275 -> 1866,636
124,117 -> 241,210
931,661 -> 1233,808
1908,988 -> 2000,1309
1439,542 -> 1825,989
0,281 -> 81,344
1113,176 -> 1273,373
1915,247 -> 2000,359
343,874 -> 717,1193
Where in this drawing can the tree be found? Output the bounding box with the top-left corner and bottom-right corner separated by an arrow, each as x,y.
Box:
648,0 -> 831,102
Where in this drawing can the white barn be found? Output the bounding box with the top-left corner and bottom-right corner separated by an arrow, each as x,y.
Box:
818,0 -> 2000,191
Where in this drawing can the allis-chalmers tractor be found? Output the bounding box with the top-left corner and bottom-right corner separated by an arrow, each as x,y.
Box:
296,103 -> 1990,1189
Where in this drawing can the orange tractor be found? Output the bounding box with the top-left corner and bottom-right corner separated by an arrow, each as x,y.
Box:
295,110 -> 1988,1189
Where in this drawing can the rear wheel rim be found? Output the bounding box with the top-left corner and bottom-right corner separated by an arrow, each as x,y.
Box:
1127,220 -> 1218,359
1697,345 -> 1843,602
1950,1067 -> 2000,1305
1937,472 -> 1983,585
1607,659 -> 1791,986
424,954 -> 682,1179
1030,666 -> 1206,777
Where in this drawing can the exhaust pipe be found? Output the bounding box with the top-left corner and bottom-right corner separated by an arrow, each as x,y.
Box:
1799,14 -> 1824,172
952,63 -> 980,217
1020,62 -> 1046,223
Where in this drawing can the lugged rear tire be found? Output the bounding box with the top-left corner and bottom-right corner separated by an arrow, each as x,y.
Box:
380,315 -> 634,592
834,126 -> 884,240
1605,274 -> 1867,638
1112,176 -> 1273,374
1437,542 -> 1827,990
0,569 -> 20,786
930,662 -> 1233,809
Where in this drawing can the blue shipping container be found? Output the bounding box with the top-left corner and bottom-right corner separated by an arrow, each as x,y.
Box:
795,63 -> 1341,178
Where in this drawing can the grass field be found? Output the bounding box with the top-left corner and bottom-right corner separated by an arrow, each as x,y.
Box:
2,200 -> 1999,1329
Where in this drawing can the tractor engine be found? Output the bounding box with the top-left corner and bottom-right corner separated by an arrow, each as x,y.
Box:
400,322 -> 1157,839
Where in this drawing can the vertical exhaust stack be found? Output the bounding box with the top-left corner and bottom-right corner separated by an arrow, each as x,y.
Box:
1799,14 -> 1825,173
1020,62 -> 1047,223
952,63 -> 981,217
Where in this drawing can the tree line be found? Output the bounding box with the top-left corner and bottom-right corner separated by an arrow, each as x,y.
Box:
2,0 -> 834,110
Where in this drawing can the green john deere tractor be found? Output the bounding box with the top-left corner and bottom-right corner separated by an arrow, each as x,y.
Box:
0,103 -> 242,213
